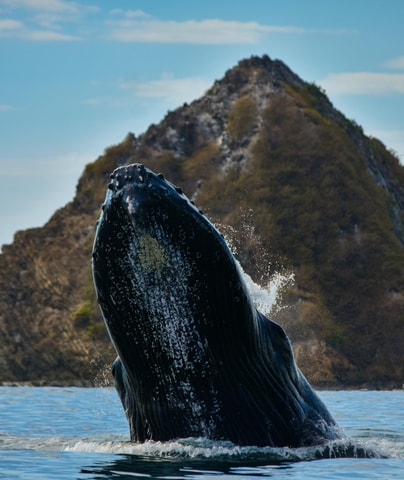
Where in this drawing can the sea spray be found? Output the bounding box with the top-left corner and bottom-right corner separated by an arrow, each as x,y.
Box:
218,216 -> 294,317
241,267 -> 294,317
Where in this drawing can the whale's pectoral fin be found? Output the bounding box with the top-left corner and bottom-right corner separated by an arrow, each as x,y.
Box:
256,310 -> 341,443
112,356 -> 145,441
112,357 -> 127,409
255,310 -> 298,377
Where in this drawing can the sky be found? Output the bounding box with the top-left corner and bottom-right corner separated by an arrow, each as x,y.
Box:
1,0 -> 404,248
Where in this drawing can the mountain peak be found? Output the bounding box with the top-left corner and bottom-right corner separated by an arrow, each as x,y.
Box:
0,55 -> 403,387
136,56 -> 304,171
225,54 -> 304,88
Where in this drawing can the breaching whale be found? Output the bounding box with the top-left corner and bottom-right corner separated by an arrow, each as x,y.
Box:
92,163 -> 342,447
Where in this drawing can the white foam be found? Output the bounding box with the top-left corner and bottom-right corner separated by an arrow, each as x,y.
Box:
240,264 -> 294,317
64,436 -> 389,460
1,432 -> 396,460
64,436 -> 287,458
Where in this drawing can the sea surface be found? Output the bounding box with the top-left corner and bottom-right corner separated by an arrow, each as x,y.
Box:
0,387 -> 403,479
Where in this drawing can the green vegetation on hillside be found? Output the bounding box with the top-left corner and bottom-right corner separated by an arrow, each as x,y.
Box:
73,249 -> 106,341
226,95 -> 258,141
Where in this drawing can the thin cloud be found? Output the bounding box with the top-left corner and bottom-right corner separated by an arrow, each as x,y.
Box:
0,0 -> 97,41
109,9 -> 149,19
107,16 -> 352,45
108,19 -> 269,44
0,0 -> 71,12
120,76 -> 212,104
83,97 -> 130,108
0,0 -> 81,13
0,19 -> 80,40
0,18 -> 23,31
320,72 -> 404,95
0,104 -> 16,112
22,29 -> 80,41
33,11 -> 79,29
383,56 -> 404,70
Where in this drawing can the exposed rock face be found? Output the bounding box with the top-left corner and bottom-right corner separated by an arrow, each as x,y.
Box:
0,205 -> 111,384
1,55 -> 403,387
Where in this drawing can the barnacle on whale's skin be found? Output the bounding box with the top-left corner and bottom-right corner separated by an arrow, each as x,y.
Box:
137,233 -> 170,278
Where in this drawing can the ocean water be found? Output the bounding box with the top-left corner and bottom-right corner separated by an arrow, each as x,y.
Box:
0,387 -> 403,479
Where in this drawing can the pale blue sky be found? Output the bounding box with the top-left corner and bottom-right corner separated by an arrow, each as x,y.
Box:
1,0 -> 403,248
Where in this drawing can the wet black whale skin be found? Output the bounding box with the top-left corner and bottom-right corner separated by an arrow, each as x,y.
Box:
92,163 -> 342,447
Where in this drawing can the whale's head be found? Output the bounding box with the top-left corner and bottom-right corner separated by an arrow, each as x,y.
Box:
92,163 -> 252,340
92,163 -> 254,440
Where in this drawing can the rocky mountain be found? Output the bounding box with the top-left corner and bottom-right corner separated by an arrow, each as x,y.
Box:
1,55 -> 403,388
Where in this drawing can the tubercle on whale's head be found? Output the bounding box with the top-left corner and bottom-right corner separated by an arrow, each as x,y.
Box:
93,163 -> 229,264
103,163 -> 204,219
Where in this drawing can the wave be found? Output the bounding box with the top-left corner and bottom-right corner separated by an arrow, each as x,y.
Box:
1,433 -> 394,461
65,437 -> 391,460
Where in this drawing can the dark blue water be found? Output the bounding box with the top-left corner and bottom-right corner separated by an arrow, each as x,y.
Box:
0,387 -> 403,479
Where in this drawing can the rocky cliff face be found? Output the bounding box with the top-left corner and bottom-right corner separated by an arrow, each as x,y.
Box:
1,55 -> 403,387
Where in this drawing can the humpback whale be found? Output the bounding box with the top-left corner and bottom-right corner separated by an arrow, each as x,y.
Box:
92,163 -> 342,447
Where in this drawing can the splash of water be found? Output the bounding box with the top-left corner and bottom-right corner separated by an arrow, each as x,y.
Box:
240,266 -> 294,317
216,214 -> 294,318
62,436 -> 384,460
